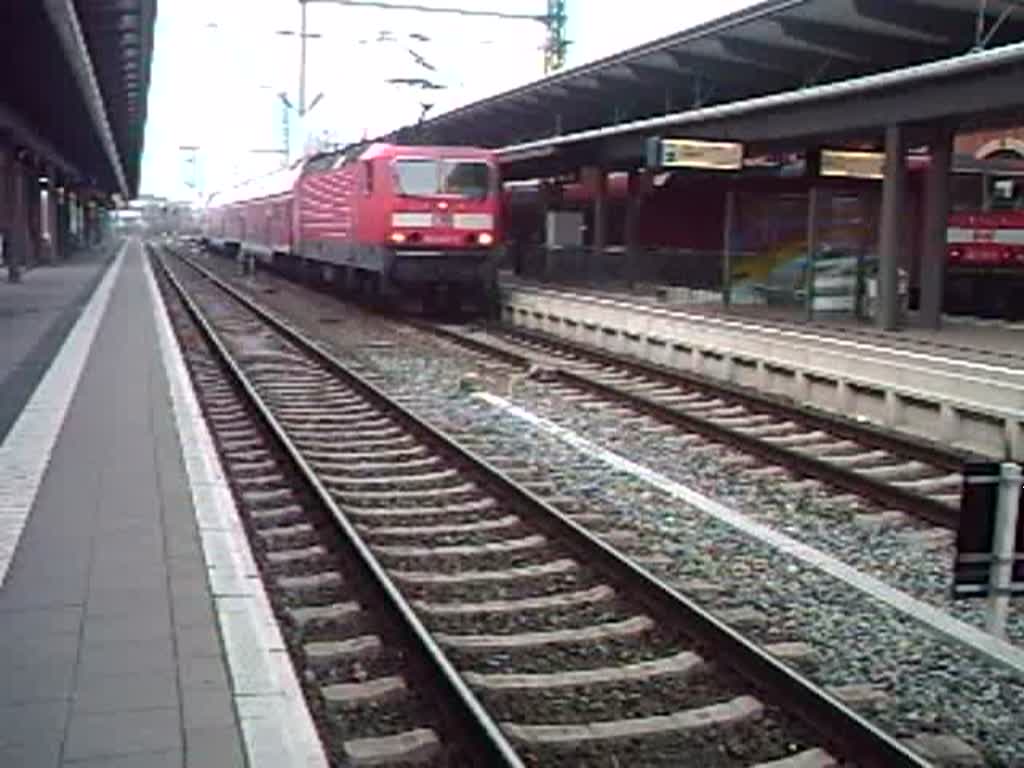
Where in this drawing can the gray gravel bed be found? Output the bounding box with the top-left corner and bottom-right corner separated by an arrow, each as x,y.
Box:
513,717 -> 824,768
480,665 -> 757,723
398,569 -> 599,604
448,629 -> 684,675
183,253 -> 1024,765
422,598 -> 634,637
376,545 -> 571,577
360,357 -> 1024,765
360,525 -> 533,548
500,379 -> 1024,646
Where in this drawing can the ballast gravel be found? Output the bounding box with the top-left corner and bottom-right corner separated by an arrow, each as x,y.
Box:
193,256 -> 1024,766
363,349 -> 1024,767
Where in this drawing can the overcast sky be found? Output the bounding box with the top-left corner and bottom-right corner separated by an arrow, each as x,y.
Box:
139,0 -> 758,201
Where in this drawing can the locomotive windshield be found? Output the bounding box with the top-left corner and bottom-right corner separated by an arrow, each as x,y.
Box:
393,158 -> 491,199
441,160 -> 490,199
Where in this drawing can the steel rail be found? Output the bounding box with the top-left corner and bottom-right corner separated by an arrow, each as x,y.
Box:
169,248 -> 931,768
153,251 -> 525,768
426,322 -> 966,529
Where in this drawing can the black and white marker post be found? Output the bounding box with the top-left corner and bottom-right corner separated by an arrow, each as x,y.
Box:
987,462 -> 1022,638
953,461 -> 1023,639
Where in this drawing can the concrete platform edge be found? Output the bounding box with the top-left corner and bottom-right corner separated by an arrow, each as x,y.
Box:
143,251 -> 328,768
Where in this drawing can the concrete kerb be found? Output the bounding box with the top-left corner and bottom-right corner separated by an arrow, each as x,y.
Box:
501,287 -> 1024,459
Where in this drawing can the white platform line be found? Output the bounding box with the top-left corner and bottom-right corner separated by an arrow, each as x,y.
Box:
0,245 -> 125,586
474,390 -> 1024,678
144,248 -> 327,768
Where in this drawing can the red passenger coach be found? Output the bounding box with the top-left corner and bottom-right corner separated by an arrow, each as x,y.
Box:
203,142 -> 502,308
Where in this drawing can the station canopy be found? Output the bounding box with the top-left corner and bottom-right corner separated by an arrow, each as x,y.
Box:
0,0 -> 156,197
389,0 -> 1024,150
75,0 -> 157,196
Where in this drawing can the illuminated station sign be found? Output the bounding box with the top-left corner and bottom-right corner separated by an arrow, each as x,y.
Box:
819,149 -> 885,180
646,138 -> 745,171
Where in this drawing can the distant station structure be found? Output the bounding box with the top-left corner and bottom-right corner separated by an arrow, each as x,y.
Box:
389,0 -> 1024,329
0,0 -> 156,280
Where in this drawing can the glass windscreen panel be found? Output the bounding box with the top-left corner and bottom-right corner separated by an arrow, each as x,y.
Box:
441,160 -> 490,200
393,159 -> 439,197
393,158 -> 491,199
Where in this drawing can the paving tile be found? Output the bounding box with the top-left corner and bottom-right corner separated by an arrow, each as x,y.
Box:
0,736 -> 62,768
171,595 -> 216,631
178,655 -> 231,693
88,558 -> 167,584
0,606 -> 82,638
76,639 -> 176,681
0,658 -> 76,704
72,670 -> 178,714
0,593 -> 84,614
0,574 -> 89,611
182,687 -> 237,731
84,585 -> 168,616
165,532 -> 201,559
171,574 -> 215,602
63,707 -> 181,761
64,748 -> 183,768
0,700 -> 68,746
83,604 -> 172,629
175,623 -> 224,659
166,553 -> 205,579
81,614 -> 173,649
185,724 -> 244,768
0,625 -> 82,667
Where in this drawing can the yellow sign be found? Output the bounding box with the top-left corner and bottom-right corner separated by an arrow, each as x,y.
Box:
659,139 -> 744,170
820,149 -> 884,180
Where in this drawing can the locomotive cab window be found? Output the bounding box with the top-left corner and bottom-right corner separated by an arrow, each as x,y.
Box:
393,158 -> 438,197
441,160 -> 490,200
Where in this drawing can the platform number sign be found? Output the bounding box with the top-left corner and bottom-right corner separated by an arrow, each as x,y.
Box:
953,461 -> 1024,599
646,137 -> 744,171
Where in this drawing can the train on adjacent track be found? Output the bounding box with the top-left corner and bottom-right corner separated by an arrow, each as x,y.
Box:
202,142 -> 502,311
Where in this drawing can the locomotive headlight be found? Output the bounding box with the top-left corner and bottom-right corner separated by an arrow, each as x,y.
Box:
389,232 -> 407,244
477,232 -> 494,246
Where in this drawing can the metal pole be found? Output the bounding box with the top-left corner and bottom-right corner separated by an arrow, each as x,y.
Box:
878,125 -> 907,331
986,462 -> 1021,638
722,186 -> 736,309
805,186 -> 820,321
976,0 -> 988,49
920,126 -> 953,329
591,167 -> 607,272
299,0 -> 308,117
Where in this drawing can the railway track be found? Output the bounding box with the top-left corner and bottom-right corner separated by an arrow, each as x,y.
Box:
419,322 -> 972,529
155,246 -> 934,766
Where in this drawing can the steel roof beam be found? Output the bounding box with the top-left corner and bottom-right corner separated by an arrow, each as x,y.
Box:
718,36 -> 848,77
775,17 -> 948,62
851,0 -> 1015,43
665,49 -> 795,92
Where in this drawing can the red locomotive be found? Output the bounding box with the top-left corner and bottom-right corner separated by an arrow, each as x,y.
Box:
203,142 -> 502,308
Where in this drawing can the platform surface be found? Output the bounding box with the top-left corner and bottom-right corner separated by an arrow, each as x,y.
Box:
501,273 -> 1024,368
0,242 -> 246,767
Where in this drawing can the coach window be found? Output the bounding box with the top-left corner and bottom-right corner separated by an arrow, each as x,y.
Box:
364,161 -> 374,196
